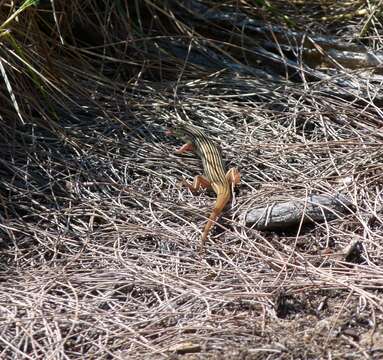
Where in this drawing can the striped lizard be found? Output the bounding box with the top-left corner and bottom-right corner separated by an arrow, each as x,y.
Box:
166,123 -> 240,250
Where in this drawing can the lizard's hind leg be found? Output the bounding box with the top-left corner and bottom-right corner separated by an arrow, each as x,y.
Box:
226,167 -> 240,186
181,175 -> 211,193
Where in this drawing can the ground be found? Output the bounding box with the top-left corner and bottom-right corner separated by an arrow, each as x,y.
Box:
1,1 -> 383,358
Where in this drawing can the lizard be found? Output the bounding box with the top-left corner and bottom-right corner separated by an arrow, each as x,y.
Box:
166,123 -> 240,250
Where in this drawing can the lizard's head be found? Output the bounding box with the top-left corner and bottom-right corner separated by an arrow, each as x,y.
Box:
165,123 -> 194,142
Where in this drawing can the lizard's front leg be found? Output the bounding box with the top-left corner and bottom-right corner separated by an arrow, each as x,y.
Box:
175,142 -> 194,154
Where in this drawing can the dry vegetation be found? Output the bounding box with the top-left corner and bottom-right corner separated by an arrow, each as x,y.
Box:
0,0 -> 383,358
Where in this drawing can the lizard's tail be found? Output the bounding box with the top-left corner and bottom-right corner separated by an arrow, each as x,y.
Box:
200,192 -> 231,249
201,209 -> 219,246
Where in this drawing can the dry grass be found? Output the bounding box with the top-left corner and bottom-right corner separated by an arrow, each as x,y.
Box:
0,0 -> 383,358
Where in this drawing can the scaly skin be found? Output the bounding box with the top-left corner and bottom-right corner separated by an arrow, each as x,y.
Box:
167,123 -> 240,250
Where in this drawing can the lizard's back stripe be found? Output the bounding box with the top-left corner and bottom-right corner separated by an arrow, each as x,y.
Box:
183,125 -> 227,186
